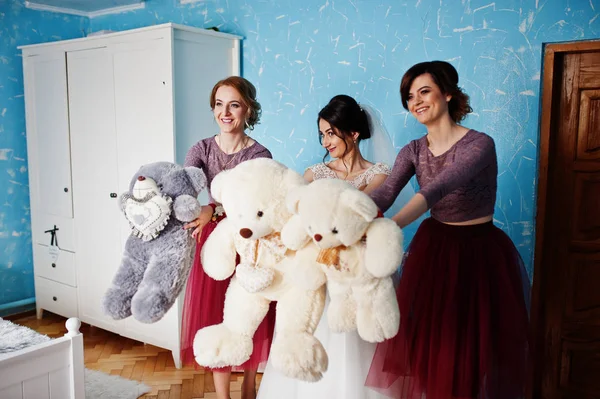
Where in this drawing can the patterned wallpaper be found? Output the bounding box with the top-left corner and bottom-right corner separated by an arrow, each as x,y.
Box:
0,0 -> 87,310
1,0 -> 599,308
89,0 -> 599,278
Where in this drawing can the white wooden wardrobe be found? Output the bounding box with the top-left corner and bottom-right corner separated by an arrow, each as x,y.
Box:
20,23 -> 241,367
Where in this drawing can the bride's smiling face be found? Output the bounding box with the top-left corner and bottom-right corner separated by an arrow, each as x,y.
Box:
319,119 -> 359,160
319,119 -> 346,159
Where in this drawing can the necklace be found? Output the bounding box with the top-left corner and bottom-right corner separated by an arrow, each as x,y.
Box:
216,133 -> 249,171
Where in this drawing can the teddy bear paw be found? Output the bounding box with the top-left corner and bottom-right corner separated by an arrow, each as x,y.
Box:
102,288 -> 133,320
270,332 -> 328,382
131,288 -> 169,324
357,309 -> 399,343
193,324 -> 253,368
357,321 -> 386,343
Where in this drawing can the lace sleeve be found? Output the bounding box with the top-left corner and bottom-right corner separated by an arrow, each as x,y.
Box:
371,162 -> 392,176
184,140 -> 207,169
362,163 -> 391,185
249,147 -> 273,160
306,163 -> 337,181
369,143 -> 417,212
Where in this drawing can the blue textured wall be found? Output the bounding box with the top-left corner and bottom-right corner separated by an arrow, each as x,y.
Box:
1,0 -> 599,307
89,0 -> 599,277
0,0 -> 87,312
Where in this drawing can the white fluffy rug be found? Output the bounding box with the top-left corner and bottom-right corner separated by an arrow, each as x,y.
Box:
0,318 -> 151,399
84,368 -> 151,399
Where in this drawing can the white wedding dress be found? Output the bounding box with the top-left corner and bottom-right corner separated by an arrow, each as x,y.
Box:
257,296 -> 391,399
256,163 -> 393,399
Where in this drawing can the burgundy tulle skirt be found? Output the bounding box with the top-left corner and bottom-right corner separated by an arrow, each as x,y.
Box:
366,218 -> 530,399
180,214 -> 276,371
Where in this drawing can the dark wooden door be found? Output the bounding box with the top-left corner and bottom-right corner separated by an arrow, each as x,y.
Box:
532,45 -> 600,398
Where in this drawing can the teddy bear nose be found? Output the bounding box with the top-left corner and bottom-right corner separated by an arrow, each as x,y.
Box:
137,176 -> 146,181
239,228 -> 253,239
314,234 -> 323,242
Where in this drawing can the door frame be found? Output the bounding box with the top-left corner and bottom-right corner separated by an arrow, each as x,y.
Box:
530,39 -> 600,399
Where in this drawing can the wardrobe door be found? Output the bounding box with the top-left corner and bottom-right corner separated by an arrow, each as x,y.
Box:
110,38 -> 180,350
112,38 -> 175,193
67,47 -> 122,331
23,52 -> 76,251
23,51 -> 80,320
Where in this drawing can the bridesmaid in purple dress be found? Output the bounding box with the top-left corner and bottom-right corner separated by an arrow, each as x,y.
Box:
365,61 -> 530,399
181,76 -> 275,399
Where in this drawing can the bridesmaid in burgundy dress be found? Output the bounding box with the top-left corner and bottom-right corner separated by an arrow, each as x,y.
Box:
365,61 -> 530,399
181,76 -> 275,399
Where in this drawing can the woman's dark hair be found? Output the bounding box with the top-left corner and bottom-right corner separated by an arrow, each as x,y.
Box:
400,61 -> 472,123
317,94 -> 371,160
210,76 -> 261,130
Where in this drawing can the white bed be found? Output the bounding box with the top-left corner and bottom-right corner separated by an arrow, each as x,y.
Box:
0,317 -> 85,399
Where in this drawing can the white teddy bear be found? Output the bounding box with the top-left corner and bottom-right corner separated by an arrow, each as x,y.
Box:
193,158 -> 328,382
282,178 -> 403,343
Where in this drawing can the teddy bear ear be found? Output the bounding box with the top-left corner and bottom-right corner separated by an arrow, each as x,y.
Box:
285,185 -> 305,214
184,166 -> 207,194
282,169 -> 306,214
283,168 -> 306,190
209,169 -> 231,203
340,189 -> 378,222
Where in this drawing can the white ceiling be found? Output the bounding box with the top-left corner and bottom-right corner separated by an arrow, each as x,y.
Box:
25,0 -> 145,16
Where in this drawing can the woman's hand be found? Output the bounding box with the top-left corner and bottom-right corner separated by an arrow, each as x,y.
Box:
183,205 -> 214,243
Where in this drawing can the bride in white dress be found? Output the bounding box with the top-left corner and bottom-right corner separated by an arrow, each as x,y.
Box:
257,95 -> 413,399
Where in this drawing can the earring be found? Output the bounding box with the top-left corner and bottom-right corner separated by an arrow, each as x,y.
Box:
245,119 -> 251,131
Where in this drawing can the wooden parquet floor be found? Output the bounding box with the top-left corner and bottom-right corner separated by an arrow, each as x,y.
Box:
10,311 -> 262,399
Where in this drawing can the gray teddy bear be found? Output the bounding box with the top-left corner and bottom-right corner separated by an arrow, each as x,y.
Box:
102,162 -> 206,323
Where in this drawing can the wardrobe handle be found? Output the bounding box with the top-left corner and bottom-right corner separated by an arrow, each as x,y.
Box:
52,296 -> 57,301
64,187 -> 69,192
110,193 -> 118,198
51,263 -> 56,268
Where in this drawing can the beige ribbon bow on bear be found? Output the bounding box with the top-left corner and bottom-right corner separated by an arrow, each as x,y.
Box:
316,245 -> 348,271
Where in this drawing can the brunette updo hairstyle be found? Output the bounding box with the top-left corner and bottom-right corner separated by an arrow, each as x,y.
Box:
317,94 -> 371,159
209,76 -> 262,130
400,61 -> 472,123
